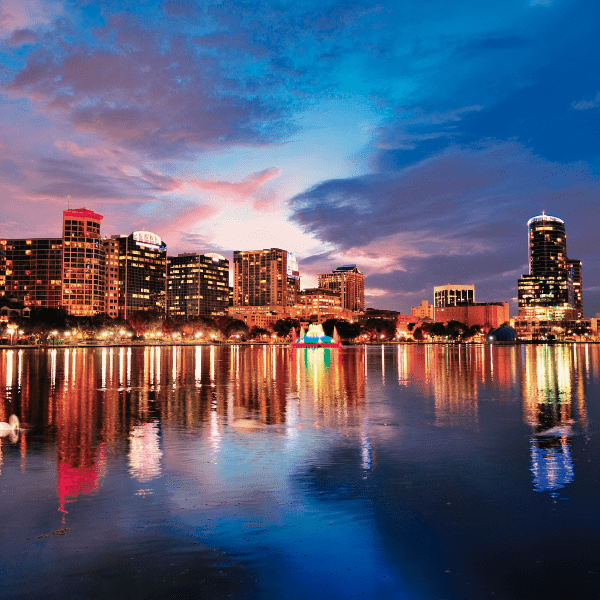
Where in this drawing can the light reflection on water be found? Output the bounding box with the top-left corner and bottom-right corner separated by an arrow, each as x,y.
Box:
0,343 -> 599,599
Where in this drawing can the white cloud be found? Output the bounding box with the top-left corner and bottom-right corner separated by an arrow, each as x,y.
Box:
571,91 -> 600,111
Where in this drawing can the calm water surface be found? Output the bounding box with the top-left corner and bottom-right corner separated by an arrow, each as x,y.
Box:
1,344 -> 599,599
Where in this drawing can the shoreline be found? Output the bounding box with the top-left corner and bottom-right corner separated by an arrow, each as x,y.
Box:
0,339 -> 598,350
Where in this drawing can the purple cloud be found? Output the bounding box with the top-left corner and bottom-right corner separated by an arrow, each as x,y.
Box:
5,28 -> 36,45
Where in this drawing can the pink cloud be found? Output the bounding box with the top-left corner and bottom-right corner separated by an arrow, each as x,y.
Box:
0,0 -> 62,35
160,203 -> 220,241
188,167 -> 282,200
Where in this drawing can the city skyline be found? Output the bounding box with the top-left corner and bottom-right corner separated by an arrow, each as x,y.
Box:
1,0 -> 599,315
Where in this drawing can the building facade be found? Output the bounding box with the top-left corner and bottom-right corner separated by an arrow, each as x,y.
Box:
103,237 -> 120,318
61,208 -> 105,316
0,238 -> 63,308
233,248 -> 299,310
167,252 -> 229,319
113,231 -> 167,318
567,258 -> 583,318
297,288 -> 342,321
433,284 -> 475,308
317,265 -> 365,313
517,214 -> 581,320
435,302 -> 509,332
411,300 -> 434,319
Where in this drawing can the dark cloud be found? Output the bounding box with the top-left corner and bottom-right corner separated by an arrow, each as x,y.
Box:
7,12 -> 292,157
32,156 -> 181,200
291,141 -> 600,312
161,1 -> 196,17
176,232 -> 232,258
5,28 -> 36,46
298,251 -> 337,266
0,158 -> 23,181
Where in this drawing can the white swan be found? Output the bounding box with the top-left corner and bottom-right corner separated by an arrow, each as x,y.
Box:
0,414 -> 19,437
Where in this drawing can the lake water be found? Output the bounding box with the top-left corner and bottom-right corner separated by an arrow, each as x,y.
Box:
1,343 -> 599,599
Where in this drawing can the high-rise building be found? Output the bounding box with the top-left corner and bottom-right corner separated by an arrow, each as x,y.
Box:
167,252 -> 229,319
318,265 -> 365,313
433,284 -> 475,308
517,214 -> 581,319
233,248 -> 299,310
103,237 -> 120,318
62,208 -> 105,316
0,238 -> 63,308
568,258 -> 583,318
112,231 -> 167,318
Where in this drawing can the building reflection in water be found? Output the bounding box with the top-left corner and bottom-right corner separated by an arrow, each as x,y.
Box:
392,344 -> 512,427
521,345 -> 587,495
0,343 -> 597,508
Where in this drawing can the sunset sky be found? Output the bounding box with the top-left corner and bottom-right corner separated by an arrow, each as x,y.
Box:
1,0 -> 599,315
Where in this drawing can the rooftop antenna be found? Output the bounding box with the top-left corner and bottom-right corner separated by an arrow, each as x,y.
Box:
67,195 -> 71,210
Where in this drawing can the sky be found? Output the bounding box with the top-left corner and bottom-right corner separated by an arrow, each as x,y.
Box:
0,0 -> 599,316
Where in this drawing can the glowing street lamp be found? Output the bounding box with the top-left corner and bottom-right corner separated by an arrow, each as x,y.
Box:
7,323 -> 17,345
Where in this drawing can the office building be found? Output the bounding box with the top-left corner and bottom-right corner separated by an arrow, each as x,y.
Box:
435,302 -> 509,332
0,238 -> 63,308
233,248 -> 300,311
515,214 -> 585,339
411,300 -> 434,319
62,208 -> 105,316
102,237 -> 120,319
167,252 -> 229,319
297,288 -> 342,320
567,259 -> 583,318
113,231 -> 167,318
434,284 -> 475,308
517,214 -> 581,320
318,265 -> 365,313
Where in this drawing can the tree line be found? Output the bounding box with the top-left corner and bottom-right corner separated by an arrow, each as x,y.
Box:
2,308 -> 484,344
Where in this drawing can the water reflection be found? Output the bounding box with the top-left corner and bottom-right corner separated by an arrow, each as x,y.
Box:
0,344 -> 599,599
521,345 -> 586,495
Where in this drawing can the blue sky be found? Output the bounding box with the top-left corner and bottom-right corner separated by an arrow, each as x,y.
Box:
0,0 -> 599,315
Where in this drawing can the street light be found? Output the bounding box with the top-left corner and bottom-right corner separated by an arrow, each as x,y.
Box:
7,323 -> 17,345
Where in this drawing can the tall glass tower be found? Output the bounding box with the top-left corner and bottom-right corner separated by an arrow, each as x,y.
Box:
517,214 -> 582,319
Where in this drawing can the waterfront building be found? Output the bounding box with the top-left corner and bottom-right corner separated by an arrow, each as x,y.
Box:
435,302 -> 509,332
512,316 -> 591,340
411,300 -> 433,319
227,310 -> 281,331
167,252 -> 229,319
0,237 -> 63,308
433,284 -> 475,308
112,231 -> 167,318
568,258 -> 583,318
317,265 -> 365,313
233,248 -> 300,310
102,237 -> 120,318
297,288 -> 343,321
516,214 -> 584,338
62,208 -> 105,316
517,214 -> 579,319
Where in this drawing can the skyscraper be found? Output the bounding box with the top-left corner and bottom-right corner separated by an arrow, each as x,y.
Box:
318,265 -> 365,313
0,237 -> 63,308
567,258 -> 583,318
517,214 -> 582,319
62,208 -> 105,316
167,252 -> 229,318
112,231 -> 167,318
233,248 -> 299,310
